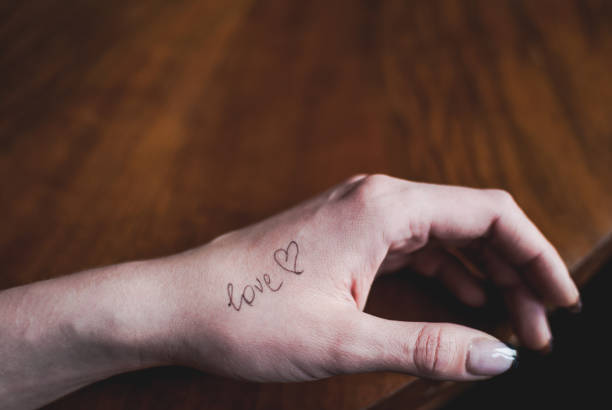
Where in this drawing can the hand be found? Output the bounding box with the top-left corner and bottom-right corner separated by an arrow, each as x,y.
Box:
153,174 -> 580,382
0,174 -> 582,409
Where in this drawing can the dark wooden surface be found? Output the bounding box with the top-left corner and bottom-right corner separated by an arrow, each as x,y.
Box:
1,0 -> 611,409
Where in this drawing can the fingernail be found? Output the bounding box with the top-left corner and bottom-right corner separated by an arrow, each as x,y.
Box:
467,338 -> 518,376
566,297 -> 582,314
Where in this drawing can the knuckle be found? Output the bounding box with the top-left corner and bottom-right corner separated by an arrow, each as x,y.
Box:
487,188 -> 516,208
412,324 -> 456,376
404,186 -> 430,246
327,173 -> 370,201
345,173 -> 368,184
355,174 -> 389,197
349,173 -> 391,212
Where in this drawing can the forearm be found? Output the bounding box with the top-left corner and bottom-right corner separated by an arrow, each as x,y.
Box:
0,234 -> 269,409
0,259 -> 173,409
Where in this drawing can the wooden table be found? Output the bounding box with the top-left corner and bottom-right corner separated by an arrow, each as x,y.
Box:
1,0 -> 611,408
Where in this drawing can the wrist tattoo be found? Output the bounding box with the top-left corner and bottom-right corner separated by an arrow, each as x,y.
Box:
226,240 -> 303,311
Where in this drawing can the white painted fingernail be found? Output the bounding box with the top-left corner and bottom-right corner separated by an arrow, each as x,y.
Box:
467,338 -> 517,376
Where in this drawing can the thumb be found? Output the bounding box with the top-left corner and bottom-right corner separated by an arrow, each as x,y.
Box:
336,313 -> 517,381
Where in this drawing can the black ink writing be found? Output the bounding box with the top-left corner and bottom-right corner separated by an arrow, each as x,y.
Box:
273,240 -> 303,274
226,240 -> 303,311
227,273 -> 284,311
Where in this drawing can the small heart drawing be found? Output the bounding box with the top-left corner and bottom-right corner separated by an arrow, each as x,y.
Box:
273,240 -> 304,274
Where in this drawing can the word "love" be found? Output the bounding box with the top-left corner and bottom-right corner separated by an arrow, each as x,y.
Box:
226,241 -> 303,311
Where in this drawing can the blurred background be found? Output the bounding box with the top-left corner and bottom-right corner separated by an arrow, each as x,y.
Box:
1,0 -> 611,408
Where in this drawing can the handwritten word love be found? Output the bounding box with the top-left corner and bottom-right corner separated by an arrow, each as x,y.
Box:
226,241 -> 303,311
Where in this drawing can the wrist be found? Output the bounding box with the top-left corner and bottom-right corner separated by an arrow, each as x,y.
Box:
146,242 -> 235,369
69,259 -> 181,371
99,246 -> 234,371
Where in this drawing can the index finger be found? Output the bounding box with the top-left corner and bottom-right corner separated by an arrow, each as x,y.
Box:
380,179 -> 579,307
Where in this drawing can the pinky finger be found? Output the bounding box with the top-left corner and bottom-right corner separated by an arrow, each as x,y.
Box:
437,255 -> 487,308
504,284 -> 552,350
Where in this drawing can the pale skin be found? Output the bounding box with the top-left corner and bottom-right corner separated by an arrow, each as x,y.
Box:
0,174 -> 580,409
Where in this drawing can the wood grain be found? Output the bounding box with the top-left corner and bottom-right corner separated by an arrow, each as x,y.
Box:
1,0 -> 611,408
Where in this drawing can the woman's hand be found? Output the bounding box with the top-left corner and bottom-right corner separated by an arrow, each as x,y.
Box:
0,174 -> 581,409
153,174 -> 580,382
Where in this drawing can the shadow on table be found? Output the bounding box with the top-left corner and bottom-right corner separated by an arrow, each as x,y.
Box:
443,256 -> 612,409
